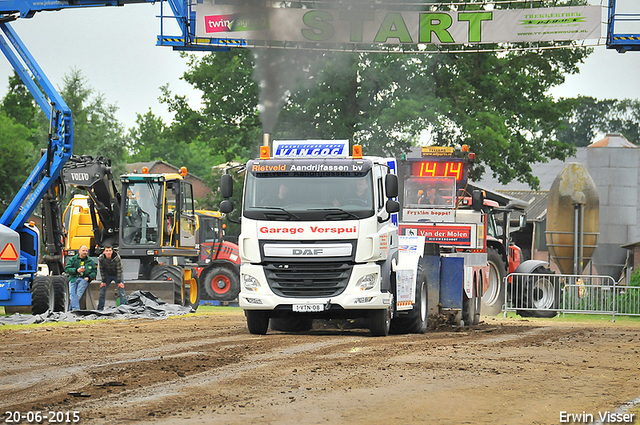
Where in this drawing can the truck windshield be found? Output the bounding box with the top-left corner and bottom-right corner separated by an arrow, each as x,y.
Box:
244,173 -> 375,221
403,177 -> 456,209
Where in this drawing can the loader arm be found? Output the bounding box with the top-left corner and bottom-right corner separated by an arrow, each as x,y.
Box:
63,155 -> 122,249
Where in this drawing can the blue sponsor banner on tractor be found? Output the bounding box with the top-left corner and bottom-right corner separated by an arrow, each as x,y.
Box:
273,140 -> 349,158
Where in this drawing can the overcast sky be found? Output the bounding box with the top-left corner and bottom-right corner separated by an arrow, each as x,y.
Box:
1,3 -> 639,133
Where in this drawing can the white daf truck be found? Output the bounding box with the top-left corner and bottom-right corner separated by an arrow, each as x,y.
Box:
220,140 -> 483,336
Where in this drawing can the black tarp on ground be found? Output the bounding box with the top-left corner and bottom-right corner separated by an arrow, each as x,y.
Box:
0,291 -> 194,325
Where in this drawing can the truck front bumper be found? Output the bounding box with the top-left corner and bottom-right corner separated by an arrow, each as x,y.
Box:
239,263 -> 392,312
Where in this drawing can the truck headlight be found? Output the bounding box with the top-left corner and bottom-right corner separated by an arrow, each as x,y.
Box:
356,273 -> 377,291
242,274 -> 260,291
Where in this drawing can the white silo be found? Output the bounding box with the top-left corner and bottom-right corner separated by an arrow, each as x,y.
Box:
587,133 -> 639,280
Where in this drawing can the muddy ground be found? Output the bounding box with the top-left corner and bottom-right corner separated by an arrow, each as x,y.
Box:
1,310 -> 640,425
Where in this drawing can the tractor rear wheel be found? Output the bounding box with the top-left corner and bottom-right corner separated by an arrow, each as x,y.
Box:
202,266 -> 239,301
517,267 -> 559,318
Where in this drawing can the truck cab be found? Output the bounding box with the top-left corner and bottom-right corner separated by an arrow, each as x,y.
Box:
221,140 -> 400,335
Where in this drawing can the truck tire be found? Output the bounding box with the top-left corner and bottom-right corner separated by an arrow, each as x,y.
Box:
482,248 -> 506,316
202,266 -> 239,301
246,310 -> 269,335
31,276 -> 53,315
462,276 -> 481,326
51,275 -> 69,312
391,266 -> 428,334
183,267 -> 200,311
270,317 -> 313,332
150,265 -> 184,305
369,305 -> 391,337
517,267 -> 558,318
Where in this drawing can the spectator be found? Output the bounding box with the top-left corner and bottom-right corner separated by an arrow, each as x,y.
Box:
65,245 -> 97,311
97,245 -> 127,310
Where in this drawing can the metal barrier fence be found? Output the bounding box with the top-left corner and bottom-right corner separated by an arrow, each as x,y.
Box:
504,273 -> 640,321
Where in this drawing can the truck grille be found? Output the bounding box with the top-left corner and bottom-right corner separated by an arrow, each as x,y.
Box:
264,262 -> 352,298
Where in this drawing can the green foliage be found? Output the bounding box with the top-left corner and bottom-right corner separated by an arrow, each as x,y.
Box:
617,269 -> 640,315
59,69 -> 128,171
1,71 -> 40,132
0,112 -> 34,213
557,96 -> 640,146
160,50 -> 262,163
431,48 -> 588,189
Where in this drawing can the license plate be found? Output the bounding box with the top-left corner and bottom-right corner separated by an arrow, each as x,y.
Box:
292,304 -> 325,313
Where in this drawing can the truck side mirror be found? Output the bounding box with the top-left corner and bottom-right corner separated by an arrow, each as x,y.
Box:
385,199 -> 400,214
220,200 -> 234,214
472,190 -> 484,211
220,174 -> 233,199
385,174 -> 398,198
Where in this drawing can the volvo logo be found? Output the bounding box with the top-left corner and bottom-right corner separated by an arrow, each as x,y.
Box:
292,248 -> 324,256
69,172 -> 90,181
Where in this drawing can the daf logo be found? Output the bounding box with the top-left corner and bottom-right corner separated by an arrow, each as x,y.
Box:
292,248 -> 323,256
69,172 -> 90,181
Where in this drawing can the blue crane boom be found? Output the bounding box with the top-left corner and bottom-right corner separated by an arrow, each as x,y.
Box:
0,20 -> 72,231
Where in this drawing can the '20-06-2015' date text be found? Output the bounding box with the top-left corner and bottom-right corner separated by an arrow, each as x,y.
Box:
4,411 -> 80,423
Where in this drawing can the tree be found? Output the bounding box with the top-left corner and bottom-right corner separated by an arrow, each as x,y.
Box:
557,96 -> 640,146
160,44 -> 590,189
430,48 -> 589,189
160,50 -> 262,163
0,112 -> 33,213
1,71 -> 40,132
58,69 -> 129,174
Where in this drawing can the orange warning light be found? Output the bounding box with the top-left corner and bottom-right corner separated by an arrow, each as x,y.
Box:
260,145 -> 270,160
142,167 -> 149,174
352,145 -> 362,159
0,243 -> 18,261
180,166 -> 188,177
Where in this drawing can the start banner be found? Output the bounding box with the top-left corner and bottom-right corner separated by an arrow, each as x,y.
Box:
194,5 -> 601,45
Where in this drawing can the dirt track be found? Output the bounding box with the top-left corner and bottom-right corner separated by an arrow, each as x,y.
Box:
1,311 -> 640,425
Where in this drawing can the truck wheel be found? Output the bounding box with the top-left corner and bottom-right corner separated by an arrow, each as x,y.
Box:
518,267 -> 558,318
202,267 -> 239,301
399,266 -> 428,334
150,265 -> 184,305
246,310 -> 269,335
51,276 -> 69,312
482,248 -> 506,316
369,306 -> 391,337
31,276 -> 53,315
183,268 -> 200,311
270,317 -> 313,332
462,276 -> 481,326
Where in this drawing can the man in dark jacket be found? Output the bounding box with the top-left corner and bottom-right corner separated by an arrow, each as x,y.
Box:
65,245 -> 97,311
97,245 -> 127,310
